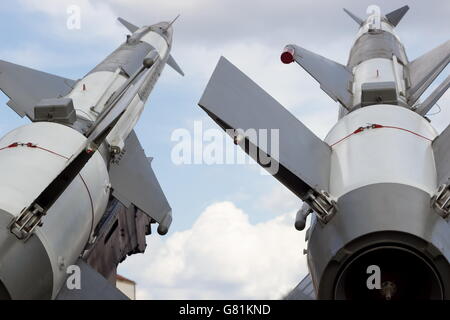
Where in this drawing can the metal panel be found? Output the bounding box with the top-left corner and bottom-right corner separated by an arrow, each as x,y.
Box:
348,31 -> 408,67
88,41 -> 153,77
117,17 -> 138,33
343,8 -> 363,26
167,54 -> 185,76
407,40 -> 450,105
416,75 -> 450,116
385,5 -> 410,27
198,57 -> 331,198
0,60 -> 76,120
287,45 -> 353,110
433,123 -> 450,186
56,260 -> 129,300
109,130 -> 172,234
307,183 -> 450,299
284,274 -> 316,300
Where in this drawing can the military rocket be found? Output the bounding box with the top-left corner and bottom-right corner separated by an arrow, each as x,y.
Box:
199,5 -> 449,300
0,17 -> 183,299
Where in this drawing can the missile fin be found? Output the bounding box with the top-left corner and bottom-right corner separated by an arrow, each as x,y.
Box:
415,75 -> 450,116
0,60 -> 76,120
285,44 -> 353,110
285,274 -> 316,300
343,8 -> 364,26
167,54 -> 184,76
433,123 -> 450,186
407,40 -> 450,106
385,5 -> 410,27
109,130 -> 172,235
198,57 -> 331,199
117,17 -> 139,33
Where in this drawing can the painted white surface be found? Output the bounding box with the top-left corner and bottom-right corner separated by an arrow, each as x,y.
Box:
67,71 -> 128,121
141,31 -> 169,58
352,58 -> 406,106
0,122 -> 110,298
325,105 -> 438,198
107,95 -> 144,150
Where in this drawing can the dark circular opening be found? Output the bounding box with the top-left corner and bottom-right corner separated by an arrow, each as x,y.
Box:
334,246 -> 443,300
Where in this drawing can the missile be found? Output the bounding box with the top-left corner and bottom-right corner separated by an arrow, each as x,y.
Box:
0,17 -> 183,299
198,5 -> 449,300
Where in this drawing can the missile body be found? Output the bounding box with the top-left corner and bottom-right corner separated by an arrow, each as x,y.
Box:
199,5 -> 449,300
0,20 -> 181,299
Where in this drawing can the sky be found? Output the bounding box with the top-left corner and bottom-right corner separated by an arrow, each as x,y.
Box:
0,0 -> 448,299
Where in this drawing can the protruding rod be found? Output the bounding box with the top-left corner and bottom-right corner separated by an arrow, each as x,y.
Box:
415,75 -> 450,116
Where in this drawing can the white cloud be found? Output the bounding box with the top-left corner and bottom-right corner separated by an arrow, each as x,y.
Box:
118,201 -> 308,299
259,185 -> 302,213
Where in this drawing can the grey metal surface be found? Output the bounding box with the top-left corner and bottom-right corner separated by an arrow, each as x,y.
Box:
86,67 -> 150,142
288,45 -> 353,110
343,8 -> 363,26
56,259 -> 128,300
198,57 -> 331,198
361,81 -> 398,107
138,61 -> 165,102
348,31 -> 408,67
385,5 -> 410,27
407,40 -> 450,105
0,60 -> 76,120
109,130 -> 172,234
307,183 -> 450,299
34,97 -> 76,124
117,17 -> 138,33
88,41 -> 153,77
167,54 -> 185,76
433,122 -> 450,186
416,75 -> 450,116
0,210 -> 53,300
284,274 -> 316,300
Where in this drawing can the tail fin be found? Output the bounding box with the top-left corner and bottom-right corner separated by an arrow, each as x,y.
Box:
385,5 -> 410,27
407,40 -> 450,105
117,17 -> 139,33
343,8 -> 364,26
167,54 -> 184,76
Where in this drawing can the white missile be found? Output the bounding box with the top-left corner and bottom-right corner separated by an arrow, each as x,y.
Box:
199,5 -> 449,300
0,17 -> 183,299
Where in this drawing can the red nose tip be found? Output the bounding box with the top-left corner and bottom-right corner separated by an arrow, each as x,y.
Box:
280,47 -> 295,64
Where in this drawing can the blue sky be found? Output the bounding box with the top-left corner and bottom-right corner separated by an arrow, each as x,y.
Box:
0,0 -> 448,299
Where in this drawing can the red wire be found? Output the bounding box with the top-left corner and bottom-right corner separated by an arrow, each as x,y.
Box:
330,124 -> 433,147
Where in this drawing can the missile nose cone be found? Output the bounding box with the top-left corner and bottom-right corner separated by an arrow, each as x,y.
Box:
281,47 -> 295,64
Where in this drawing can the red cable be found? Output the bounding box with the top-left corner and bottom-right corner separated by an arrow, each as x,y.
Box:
330,124 -> 433,147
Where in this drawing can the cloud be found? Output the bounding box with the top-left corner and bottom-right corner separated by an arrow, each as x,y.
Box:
259,185 -> 302,213
118,201 -> 308,299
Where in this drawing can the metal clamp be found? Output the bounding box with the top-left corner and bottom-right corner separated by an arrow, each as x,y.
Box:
431,184 -> 450,218
8,204 -> 45,241
305,190 -> 337,223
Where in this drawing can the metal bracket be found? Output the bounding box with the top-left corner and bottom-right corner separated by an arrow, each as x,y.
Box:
306,190 -> 337,224
8,204 -> 45,241
431,183 -> 450,218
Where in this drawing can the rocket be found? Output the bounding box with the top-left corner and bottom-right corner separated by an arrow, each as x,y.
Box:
198,5 -> 449,300
0,17 -> 183,299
